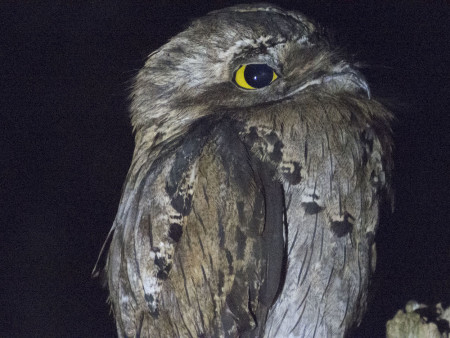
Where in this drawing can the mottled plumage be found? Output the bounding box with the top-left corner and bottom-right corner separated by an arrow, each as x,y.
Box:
95,4 -> 393,337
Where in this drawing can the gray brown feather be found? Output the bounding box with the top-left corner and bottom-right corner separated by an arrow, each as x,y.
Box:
95,3 -> 393,337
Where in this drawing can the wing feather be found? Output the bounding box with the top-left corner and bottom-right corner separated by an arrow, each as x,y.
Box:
103,117 -> 286,337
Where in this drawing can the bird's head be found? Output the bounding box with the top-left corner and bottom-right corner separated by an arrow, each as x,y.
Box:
130,4 -> 370,145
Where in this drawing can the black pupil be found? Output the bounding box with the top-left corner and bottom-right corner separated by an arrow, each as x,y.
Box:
244,64 -> 274,88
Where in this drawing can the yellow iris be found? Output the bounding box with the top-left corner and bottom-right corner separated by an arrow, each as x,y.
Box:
234,64 -> 278,90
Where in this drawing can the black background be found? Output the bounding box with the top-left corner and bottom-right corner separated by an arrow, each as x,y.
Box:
1,1 -> 449,337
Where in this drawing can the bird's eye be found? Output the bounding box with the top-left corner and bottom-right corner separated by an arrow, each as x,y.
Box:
233,64 -> 278,90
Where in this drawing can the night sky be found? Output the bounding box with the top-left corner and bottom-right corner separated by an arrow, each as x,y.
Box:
1,1 -> 449,337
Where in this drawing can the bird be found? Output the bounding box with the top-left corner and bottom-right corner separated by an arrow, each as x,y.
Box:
94,3 -> 393,337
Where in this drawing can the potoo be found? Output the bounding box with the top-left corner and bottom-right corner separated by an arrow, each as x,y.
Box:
95,4 -> 393,337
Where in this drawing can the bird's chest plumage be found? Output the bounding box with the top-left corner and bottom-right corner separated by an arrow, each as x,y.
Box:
233,97 -> 382,337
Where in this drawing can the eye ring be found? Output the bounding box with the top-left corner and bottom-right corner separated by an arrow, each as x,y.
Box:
233,64 -> 278,90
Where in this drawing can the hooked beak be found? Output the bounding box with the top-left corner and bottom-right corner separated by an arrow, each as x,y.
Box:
286,64 -> 371,99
